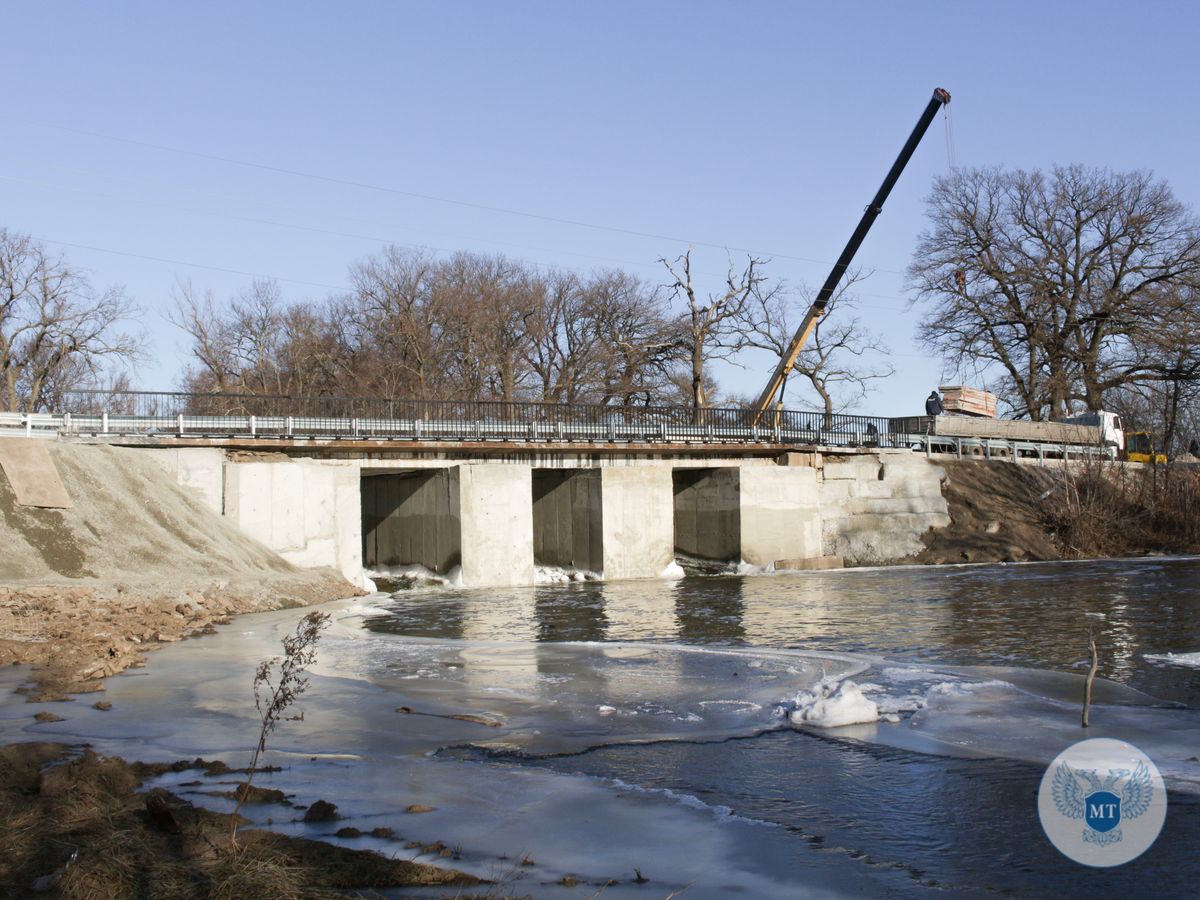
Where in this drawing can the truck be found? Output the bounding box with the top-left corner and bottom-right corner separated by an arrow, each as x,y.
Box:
888,411 -> 1125,459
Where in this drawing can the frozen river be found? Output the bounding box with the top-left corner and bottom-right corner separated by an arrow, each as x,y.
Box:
5,558 -> 1200,897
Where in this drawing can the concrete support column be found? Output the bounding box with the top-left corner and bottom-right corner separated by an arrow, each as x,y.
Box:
458,464 -> 535,587
600,467 -> 675,580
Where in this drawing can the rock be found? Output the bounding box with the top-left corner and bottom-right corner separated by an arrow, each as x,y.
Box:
144,791 -> 181,834
335,826 -> 362,838
303,799 -> 340,822
405,804 -> 434,814
232,783 -> 289,804
34,712 -> 64,723
985,520 -> 1001,534
370,826 -> 396,839
92,701 -> 112,711
448,714 -> 502,727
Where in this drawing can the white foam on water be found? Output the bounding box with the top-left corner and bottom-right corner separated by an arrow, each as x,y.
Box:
534,565 -> 602,584
366,563 -> 459,589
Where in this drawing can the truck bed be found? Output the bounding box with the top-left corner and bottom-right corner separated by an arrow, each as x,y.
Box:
889,415 -> 1102,445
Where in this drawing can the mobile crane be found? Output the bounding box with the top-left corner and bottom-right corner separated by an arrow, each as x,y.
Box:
751,87 -> 951,424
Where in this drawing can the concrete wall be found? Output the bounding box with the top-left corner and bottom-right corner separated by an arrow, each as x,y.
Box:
532,469 -> 603,572
819,450 -> 949,564
600,467 -> 675,580
738,466 -> 822,566
362,470 -> 460,574
148,445 -> 955,587
224,459 -> 361,583
143,447 -> 225,515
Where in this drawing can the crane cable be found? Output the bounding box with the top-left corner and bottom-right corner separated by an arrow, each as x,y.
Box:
943,102 -> 957,171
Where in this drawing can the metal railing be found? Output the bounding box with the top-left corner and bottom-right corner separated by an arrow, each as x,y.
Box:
43,389 -> 898,448
0,390 -> 1120,460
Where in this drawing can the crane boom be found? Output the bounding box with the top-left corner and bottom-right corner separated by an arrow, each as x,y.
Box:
752,87 -> 951,422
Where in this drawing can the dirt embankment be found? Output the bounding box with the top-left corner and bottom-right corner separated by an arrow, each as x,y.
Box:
912,459 -> 1200,565
0,742 -> 480,899
912,460 -> 1065,565
0,442 -> 358,698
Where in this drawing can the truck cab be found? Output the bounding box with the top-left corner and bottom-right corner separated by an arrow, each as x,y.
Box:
1057,411 -> 1124,458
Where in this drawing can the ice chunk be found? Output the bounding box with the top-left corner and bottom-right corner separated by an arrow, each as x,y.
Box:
787,679 -> 879,728
660,561 -> 686,579
1144,651 -> 1200,668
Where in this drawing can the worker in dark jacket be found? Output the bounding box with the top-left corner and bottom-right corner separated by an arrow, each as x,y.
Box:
925,390 -> 944,416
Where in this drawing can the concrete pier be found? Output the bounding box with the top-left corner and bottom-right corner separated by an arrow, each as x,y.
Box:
599,467 -> 675,580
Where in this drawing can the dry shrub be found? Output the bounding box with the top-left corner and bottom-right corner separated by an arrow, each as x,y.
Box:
1044,460 -> 1200,557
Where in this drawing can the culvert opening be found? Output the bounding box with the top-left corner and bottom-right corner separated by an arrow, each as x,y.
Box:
361,469 -> 461,586
671,467 -> 741,572
531,469 -> 602,578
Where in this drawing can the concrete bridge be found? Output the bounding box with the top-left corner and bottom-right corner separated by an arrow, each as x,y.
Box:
3,392 -> 956,588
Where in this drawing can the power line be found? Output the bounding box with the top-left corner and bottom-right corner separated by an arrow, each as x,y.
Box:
5,173 -> 915,308
0,172 -> 707,278
30,121 -> 910,276
33,236 -> 347,292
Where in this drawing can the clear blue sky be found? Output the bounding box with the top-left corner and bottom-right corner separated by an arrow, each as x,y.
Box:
4,1 -> 1198,415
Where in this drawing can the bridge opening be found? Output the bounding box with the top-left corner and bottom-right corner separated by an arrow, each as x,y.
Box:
531,469 -> 603,575
672,468 -> 741,566
361,469 -> 461,576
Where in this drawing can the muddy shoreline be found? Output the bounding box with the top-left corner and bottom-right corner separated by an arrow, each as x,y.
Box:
0,573 -> 358,700
0,742 -> 481,899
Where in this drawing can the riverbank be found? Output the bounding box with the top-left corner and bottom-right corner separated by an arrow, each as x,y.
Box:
0,440 -> 359,698
0,742 -> 481,899
0,573 -> 355,700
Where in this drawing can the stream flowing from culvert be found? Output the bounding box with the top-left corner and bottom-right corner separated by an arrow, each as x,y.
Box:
5,558 -> 1200,897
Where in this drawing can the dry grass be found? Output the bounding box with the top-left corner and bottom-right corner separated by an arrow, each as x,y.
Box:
1043,461 -> 1200,557
0,743 -> 481,900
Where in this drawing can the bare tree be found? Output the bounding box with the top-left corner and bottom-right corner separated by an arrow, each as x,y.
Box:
746,272 -> 894,417
1106,284 -> 1200,454
0,228 -> 142,412
660,250 -> 776,409
173,279 -> 293,395
341,247 -> 445,400
525,268 -> 679,406
909,166 -> 1200,420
